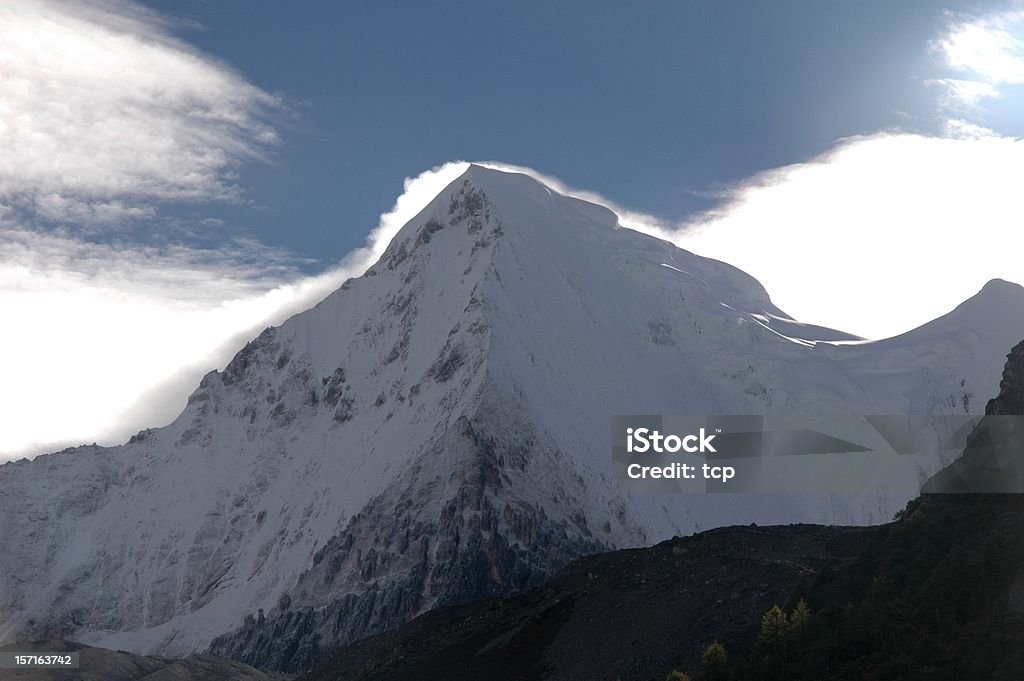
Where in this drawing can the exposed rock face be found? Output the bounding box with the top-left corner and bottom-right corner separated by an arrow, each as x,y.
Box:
924,337 -> 1024,492
987,339 -> 1024,416
4,165 -> 1024,671
207,412 -> 608,671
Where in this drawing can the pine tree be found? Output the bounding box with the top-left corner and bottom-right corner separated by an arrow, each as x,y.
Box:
790,598 -> 812,631
758,604 -> 790,646
701,641 -> 728,680
666,670 -> 692,681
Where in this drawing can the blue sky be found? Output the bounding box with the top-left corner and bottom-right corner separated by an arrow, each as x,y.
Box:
3,0 -> 1024,458
138,0 -> 982,261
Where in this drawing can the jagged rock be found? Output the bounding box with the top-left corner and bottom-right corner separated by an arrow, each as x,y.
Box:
987,338 -> 1024,415
924,336 -> 1024,492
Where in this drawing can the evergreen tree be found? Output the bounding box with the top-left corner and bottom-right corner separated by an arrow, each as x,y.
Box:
758,604 -> 790,647
701,641 -> 729,681
790,598 -> 812,631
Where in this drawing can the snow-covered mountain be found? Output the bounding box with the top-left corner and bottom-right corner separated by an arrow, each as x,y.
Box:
2,165 -> 1023,670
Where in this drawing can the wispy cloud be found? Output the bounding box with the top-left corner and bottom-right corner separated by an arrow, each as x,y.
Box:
0,0 -> 308,459
0,0 -> 282,225
929,9 -> 1024,114
345,161 -> 474,269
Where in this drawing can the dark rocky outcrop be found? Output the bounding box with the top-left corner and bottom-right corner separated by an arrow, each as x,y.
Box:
987,339 -> 1024,416
924,339 -> 1024,492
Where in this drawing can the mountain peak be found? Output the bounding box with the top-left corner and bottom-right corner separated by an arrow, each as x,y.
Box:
979,277 -> 1024,299
954,278 -> 1024,323
373,162 -> 621,277
456,164 -> 621,230
459,163 -> 550,196
884,277 -> 1024,345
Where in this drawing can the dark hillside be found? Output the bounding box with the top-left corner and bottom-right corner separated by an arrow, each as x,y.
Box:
298,525 -> 871,681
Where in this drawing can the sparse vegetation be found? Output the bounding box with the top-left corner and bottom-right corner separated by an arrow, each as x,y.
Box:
680,495 -> 1024,680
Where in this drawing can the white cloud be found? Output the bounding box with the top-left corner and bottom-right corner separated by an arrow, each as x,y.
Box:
0,226 -> 352,459
930,77 -> 1001,110
346,161 -> 473,267
930,9 -> 1024,111
942,118 -> 998,140
0,0 -> 281,223
0,0 -> 304,459
675,131 -> 1024,339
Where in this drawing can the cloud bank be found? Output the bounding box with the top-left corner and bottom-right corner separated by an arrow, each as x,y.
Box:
0,229 -> 347,457
0,0 -> 309,459
677,131 -> 1024,339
